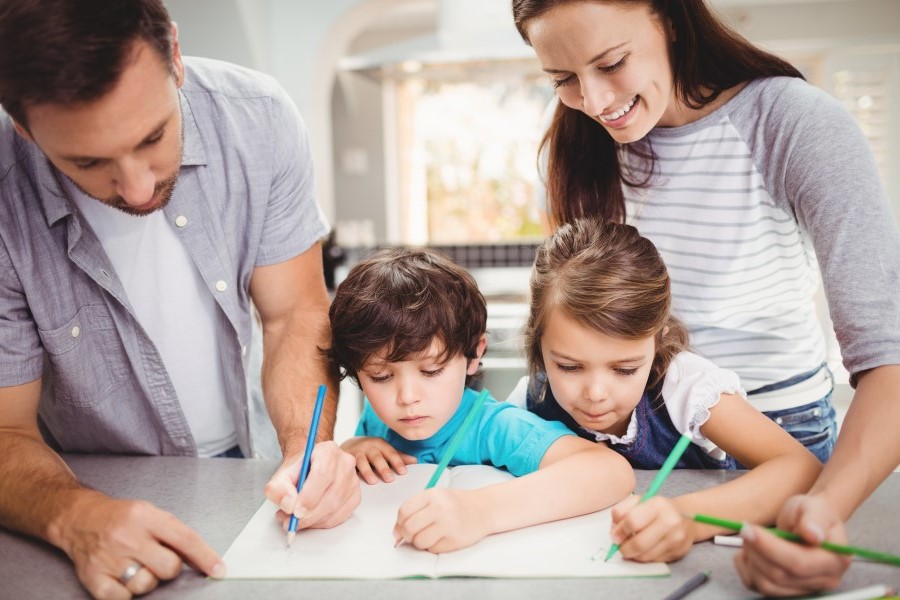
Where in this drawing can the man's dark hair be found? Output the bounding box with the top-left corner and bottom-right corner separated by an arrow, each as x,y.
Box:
0,0 -> 173,126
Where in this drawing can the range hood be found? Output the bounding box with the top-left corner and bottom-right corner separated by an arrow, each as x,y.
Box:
338,0 -> 535,75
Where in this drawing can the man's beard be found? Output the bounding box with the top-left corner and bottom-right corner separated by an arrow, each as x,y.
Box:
98,170 -> 180,217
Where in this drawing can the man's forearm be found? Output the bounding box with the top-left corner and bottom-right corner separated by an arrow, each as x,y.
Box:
0,432 -> 91,546
811,364 -> 900,519
260,310 -> 339,459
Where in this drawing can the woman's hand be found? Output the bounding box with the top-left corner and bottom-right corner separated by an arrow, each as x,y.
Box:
609,495 -> 696,562
734,495 -> 851,596
394,488 -> 489,553
340,436 -> 417,484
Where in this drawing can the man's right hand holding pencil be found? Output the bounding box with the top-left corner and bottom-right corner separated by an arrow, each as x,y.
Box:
266,440 -> 360,531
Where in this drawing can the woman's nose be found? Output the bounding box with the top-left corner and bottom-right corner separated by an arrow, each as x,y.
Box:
580,77 -> 616,119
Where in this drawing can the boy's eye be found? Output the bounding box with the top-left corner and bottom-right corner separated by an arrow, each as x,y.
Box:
422,367 -> 444,377
615,367 -> 638,376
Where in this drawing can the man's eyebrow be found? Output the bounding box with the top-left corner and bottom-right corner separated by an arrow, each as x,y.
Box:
59,115 -> 170,162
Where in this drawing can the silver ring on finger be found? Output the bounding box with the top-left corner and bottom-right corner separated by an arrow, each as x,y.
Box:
119,561 -> 143,585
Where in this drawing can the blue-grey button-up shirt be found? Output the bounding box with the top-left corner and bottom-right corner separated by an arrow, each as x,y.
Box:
0,57 -> 328,456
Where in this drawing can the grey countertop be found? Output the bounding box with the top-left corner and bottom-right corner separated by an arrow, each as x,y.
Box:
1,456 -> 898,599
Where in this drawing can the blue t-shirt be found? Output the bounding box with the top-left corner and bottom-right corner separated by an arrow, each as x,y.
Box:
355,388 -> 574,476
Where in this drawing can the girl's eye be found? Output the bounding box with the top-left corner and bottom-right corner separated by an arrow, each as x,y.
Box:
368,374 -> 390,383
555,363 -> 580,373
615,367 -> 638,376
422,367 -> 445,377
551,74 -> 575,89
599,54 -> 628,74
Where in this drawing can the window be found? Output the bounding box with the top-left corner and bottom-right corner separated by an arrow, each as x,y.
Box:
387,61 -> 552,244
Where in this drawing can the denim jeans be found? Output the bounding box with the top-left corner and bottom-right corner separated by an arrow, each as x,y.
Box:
213,445 -> 245,458
749,365 -> 837,463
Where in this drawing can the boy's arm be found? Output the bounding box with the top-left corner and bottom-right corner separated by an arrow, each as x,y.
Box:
469,435 -> 634,534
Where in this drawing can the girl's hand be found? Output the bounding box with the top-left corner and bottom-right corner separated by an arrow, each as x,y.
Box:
339,437 -> 417,484
393,488 -> 489,553
610,495 -> 695,562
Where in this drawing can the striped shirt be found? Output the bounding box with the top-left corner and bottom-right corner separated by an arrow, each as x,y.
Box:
623,77 -> 900,391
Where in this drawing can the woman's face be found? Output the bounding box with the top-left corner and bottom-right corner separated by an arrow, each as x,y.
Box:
525,1 -> 682,142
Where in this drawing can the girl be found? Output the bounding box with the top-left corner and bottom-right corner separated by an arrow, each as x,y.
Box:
518,217 -> 822,563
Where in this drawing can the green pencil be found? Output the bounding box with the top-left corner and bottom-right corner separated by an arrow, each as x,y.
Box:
693,513 -> 900,567
604,433 -> 693,561
425,388 -> 491,489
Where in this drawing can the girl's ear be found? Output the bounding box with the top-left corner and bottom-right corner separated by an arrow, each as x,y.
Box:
662,326 -> 670,337
467,334 -> 488,375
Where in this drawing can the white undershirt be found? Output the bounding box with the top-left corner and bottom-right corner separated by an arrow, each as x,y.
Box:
69,183 -> 235,456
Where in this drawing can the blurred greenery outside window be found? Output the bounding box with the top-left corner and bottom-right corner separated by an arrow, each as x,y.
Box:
391,60 -> 553,245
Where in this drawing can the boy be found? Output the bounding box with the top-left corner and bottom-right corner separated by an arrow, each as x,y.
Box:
328,248 -> 634,553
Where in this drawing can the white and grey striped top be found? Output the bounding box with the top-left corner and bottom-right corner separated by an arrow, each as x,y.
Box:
622,77 -> 900,391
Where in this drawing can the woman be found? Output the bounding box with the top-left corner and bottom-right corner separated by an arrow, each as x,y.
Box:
511,0 -> 900,595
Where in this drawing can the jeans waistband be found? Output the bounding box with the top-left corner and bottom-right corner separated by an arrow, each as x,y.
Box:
746,364 -> 833,412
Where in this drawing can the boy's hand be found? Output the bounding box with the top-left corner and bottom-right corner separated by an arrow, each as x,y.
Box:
393,488 -> 489,553
340,436 -> 417,484
609,495 -> 695,562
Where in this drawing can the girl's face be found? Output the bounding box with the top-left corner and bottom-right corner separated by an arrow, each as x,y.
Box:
540,308 -> 655,436
358,338 -> 483,441
525,1 -> 683,142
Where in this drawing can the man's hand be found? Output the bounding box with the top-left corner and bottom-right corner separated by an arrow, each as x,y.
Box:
341,436 -> 418,484
266,440 -> 360,530
734,495 -> 851,596
51,491 -> 224,600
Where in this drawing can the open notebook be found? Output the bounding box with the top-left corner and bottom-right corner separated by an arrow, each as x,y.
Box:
222,464 -> 670,579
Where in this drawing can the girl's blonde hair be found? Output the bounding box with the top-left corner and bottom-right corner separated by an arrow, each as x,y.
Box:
524,218 -> 689,391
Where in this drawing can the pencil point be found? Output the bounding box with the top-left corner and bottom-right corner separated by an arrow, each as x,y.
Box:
286,530 -> 296,549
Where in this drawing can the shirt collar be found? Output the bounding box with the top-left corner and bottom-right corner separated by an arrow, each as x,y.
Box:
39,88 -> 206,227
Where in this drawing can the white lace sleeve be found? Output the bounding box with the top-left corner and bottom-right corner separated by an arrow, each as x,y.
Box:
504,375 -> 529,409
661,352 -> 747,460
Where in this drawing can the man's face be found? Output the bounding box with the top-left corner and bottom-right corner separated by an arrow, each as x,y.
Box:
18,38 -> 184,216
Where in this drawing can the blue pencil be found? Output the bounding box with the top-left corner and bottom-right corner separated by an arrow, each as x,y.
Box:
286,384 -> 327,548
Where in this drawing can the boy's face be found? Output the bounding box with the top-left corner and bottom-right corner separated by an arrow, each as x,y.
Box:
359,339 -> 483,441
540,308 -> 655,437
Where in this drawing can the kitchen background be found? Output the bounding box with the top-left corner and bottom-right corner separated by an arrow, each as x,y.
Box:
164,0 -> 899,452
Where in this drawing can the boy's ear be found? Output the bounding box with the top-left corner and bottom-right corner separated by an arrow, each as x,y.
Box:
466,334 -> 488,375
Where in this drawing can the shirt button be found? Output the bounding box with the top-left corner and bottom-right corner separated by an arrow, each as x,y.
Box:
71,326 -> 81,338
215,280 -> 227,292
241,345 -> 247,357
175,215 -> 188,228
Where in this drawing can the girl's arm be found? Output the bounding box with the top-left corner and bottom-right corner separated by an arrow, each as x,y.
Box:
394,436 -> 634,553
610,392 -> 822,563
673,392 -> 823,538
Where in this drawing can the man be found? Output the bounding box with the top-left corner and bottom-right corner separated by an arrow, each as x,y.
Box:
0,1 -> 359,598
